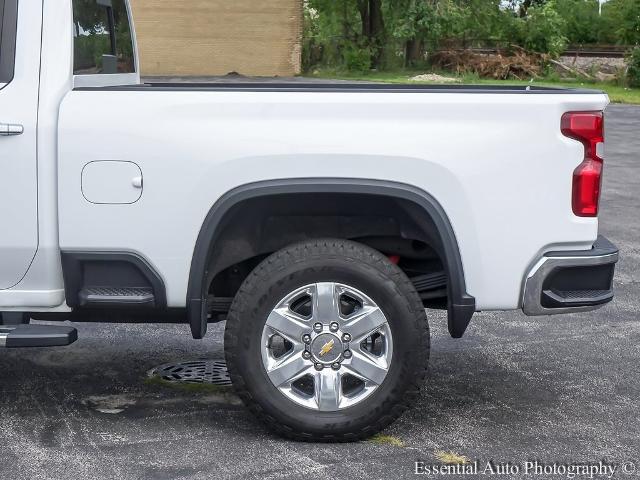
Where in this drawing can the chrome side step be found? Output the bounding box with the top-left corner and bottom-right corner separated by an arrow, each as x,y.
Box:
0,324 -> 78,348
79,287 -> 155,306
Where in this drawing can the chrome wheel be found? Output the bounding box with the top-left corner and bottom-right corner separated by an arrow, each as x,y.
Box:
261,282 -> 393,411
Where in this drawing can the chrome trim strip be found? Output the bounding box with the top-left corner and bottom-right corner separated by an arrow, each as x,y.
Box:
73,73 -> 140,89
522,251 -> 618,316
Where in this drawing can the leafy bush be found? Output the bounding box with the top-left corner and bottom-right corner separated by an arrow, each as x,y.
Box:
516,0 -> 568,57
627,47 -> 640,88
342,44 -> 374,72
74,34 -> 110,72
606,0 -> 640,45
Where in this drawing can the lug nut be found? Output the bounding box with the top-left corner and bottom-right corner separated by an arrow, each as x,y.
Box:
302,351 -> 312,360
331,362 -> 341,370
343,349 -> 352,359
302,334 -> 311,344
342,333 -> 351,342
329,322 -> 339,332
314,363 -> 324,371
313,323 -> 323,333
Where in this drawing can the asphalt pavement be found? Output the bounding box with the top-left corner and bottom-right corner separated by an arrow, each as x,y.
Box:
0,105 -> 638,480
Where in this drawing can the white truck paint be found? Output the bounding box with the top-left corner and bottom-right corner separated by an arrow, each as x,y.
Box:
0,0 -> 610,311
0,0 -> 619,439
58,90 -> 607,310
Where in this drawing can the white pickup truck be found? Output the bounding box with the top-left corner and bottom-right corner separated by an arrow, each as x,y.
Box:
0,0 -> 619,441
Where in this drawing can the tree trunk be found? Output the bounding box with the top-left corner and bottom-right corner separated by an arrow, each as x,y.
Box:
357,0 -> 385,69
357,0 -> 371,38
519,0 -> 546,17
369,0 -> 385,69
519,0 -> 531,17
405,39 -> 423,67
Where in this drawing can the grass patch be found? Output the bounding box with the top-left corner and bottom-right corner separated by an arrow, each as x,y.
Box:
144,376 -> 232,394
305,69 -> 640,105
434,450 -> 471,465
367,434 -> 405,447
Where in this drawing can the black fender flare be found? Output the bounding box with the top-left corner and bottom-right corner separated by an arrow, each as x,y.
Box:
187,179 -> 476,339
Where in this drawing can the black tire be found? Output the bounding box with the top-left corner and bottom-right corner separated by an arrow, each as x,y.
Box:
224,238 -> 430,442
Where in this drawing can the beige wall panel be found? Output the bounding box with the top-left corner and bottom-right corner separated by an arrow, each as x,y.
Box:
130,0 -> 302,76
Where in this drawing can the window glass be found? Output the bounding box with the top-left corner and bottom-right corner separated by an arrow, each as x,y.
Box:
0,0 -> 18,84
73,0 -> 135,75
0,2 -> 4,52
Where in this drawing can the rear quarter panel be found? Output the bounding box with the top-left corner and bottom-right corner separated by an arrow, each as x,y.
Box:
57,89 -> 609,309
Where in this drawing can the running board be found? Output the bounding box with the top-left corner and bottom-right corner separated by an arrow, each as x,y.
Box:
0,325 -> 78,348
79,287 -> 155,306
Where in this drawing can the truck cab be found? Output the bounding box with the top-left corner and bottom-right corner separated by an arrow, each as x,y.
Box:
1,0 -> 139,314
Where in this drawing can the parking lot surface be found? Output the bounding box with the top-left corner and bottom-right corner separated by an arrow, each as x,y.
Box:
1,105 -> 638,480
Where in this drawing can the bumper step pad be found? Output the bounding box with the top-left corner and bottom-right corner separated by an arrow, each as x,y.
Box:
79,286 -> 155,306
542,288 -> 614,308
0,324 -> 78,348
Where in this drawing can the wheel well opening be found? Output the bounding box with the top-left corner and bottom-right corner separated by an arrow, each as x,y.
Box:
204,192 -> 451,319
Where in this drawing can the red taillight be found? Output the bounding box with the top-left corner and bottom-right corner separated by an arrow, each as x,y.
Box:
561,111 -> 604,217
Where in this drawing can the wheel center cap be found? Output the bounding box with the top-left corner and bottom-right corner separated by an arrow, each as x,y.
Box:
310,333 -> 343,364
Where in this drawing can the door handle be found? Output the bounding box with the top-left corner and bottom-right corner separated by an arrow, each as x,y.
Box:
0,123 -> 24,136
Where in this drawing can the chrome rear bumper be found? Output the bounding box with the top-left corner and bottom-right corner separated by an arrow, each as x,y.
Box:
522,236 -> 618,316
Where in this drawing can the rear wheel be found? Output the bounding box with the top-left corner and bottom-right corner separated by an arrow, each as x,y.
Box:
224,239 -> 429,441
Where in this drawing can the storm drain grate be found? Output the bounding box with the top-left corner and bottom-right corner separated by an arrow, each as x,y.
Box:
147,359 -> 232,386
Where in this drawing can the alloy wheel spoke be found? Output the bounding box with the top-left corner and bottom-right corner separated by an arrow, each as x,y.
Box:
314,369 -> 341,411
267,351 -> 310,387
342,305 -> 387,342
312,282 -> 340,322
346,349 -> 388,385
265,307 -> 309,343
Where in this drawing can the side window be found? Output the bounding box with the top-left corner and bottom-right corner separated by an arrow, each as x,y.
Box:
73,0 -> 135,75
0,0 -> 18,84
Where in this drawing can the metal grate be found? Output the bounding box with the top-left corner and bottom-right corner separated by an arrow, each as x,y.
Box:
554,289 -> 610,299
84,287 -> 153,297
147,359 -> 232,386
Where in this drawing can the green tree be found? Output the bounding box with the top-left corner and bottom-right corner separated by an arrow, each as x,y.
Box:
602,0 -> 640,45
627,46 -> 640,85
386,0 -> 456,66
514,0 -> 568,56
455,0 -> 518,46
516,0 -> 548,17
304,0 -> 388,71
302,0 -> 638,72
554,0 -> 602,44
386,0 -> 514,66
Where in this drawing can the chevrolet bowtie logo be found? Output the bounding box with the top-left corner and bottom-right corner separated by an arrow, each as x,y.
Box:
319,339 -> 335,357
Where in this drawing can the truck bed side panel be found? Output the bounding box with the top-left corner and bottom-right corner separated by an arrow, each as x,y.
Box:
57,89 -> 608,309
